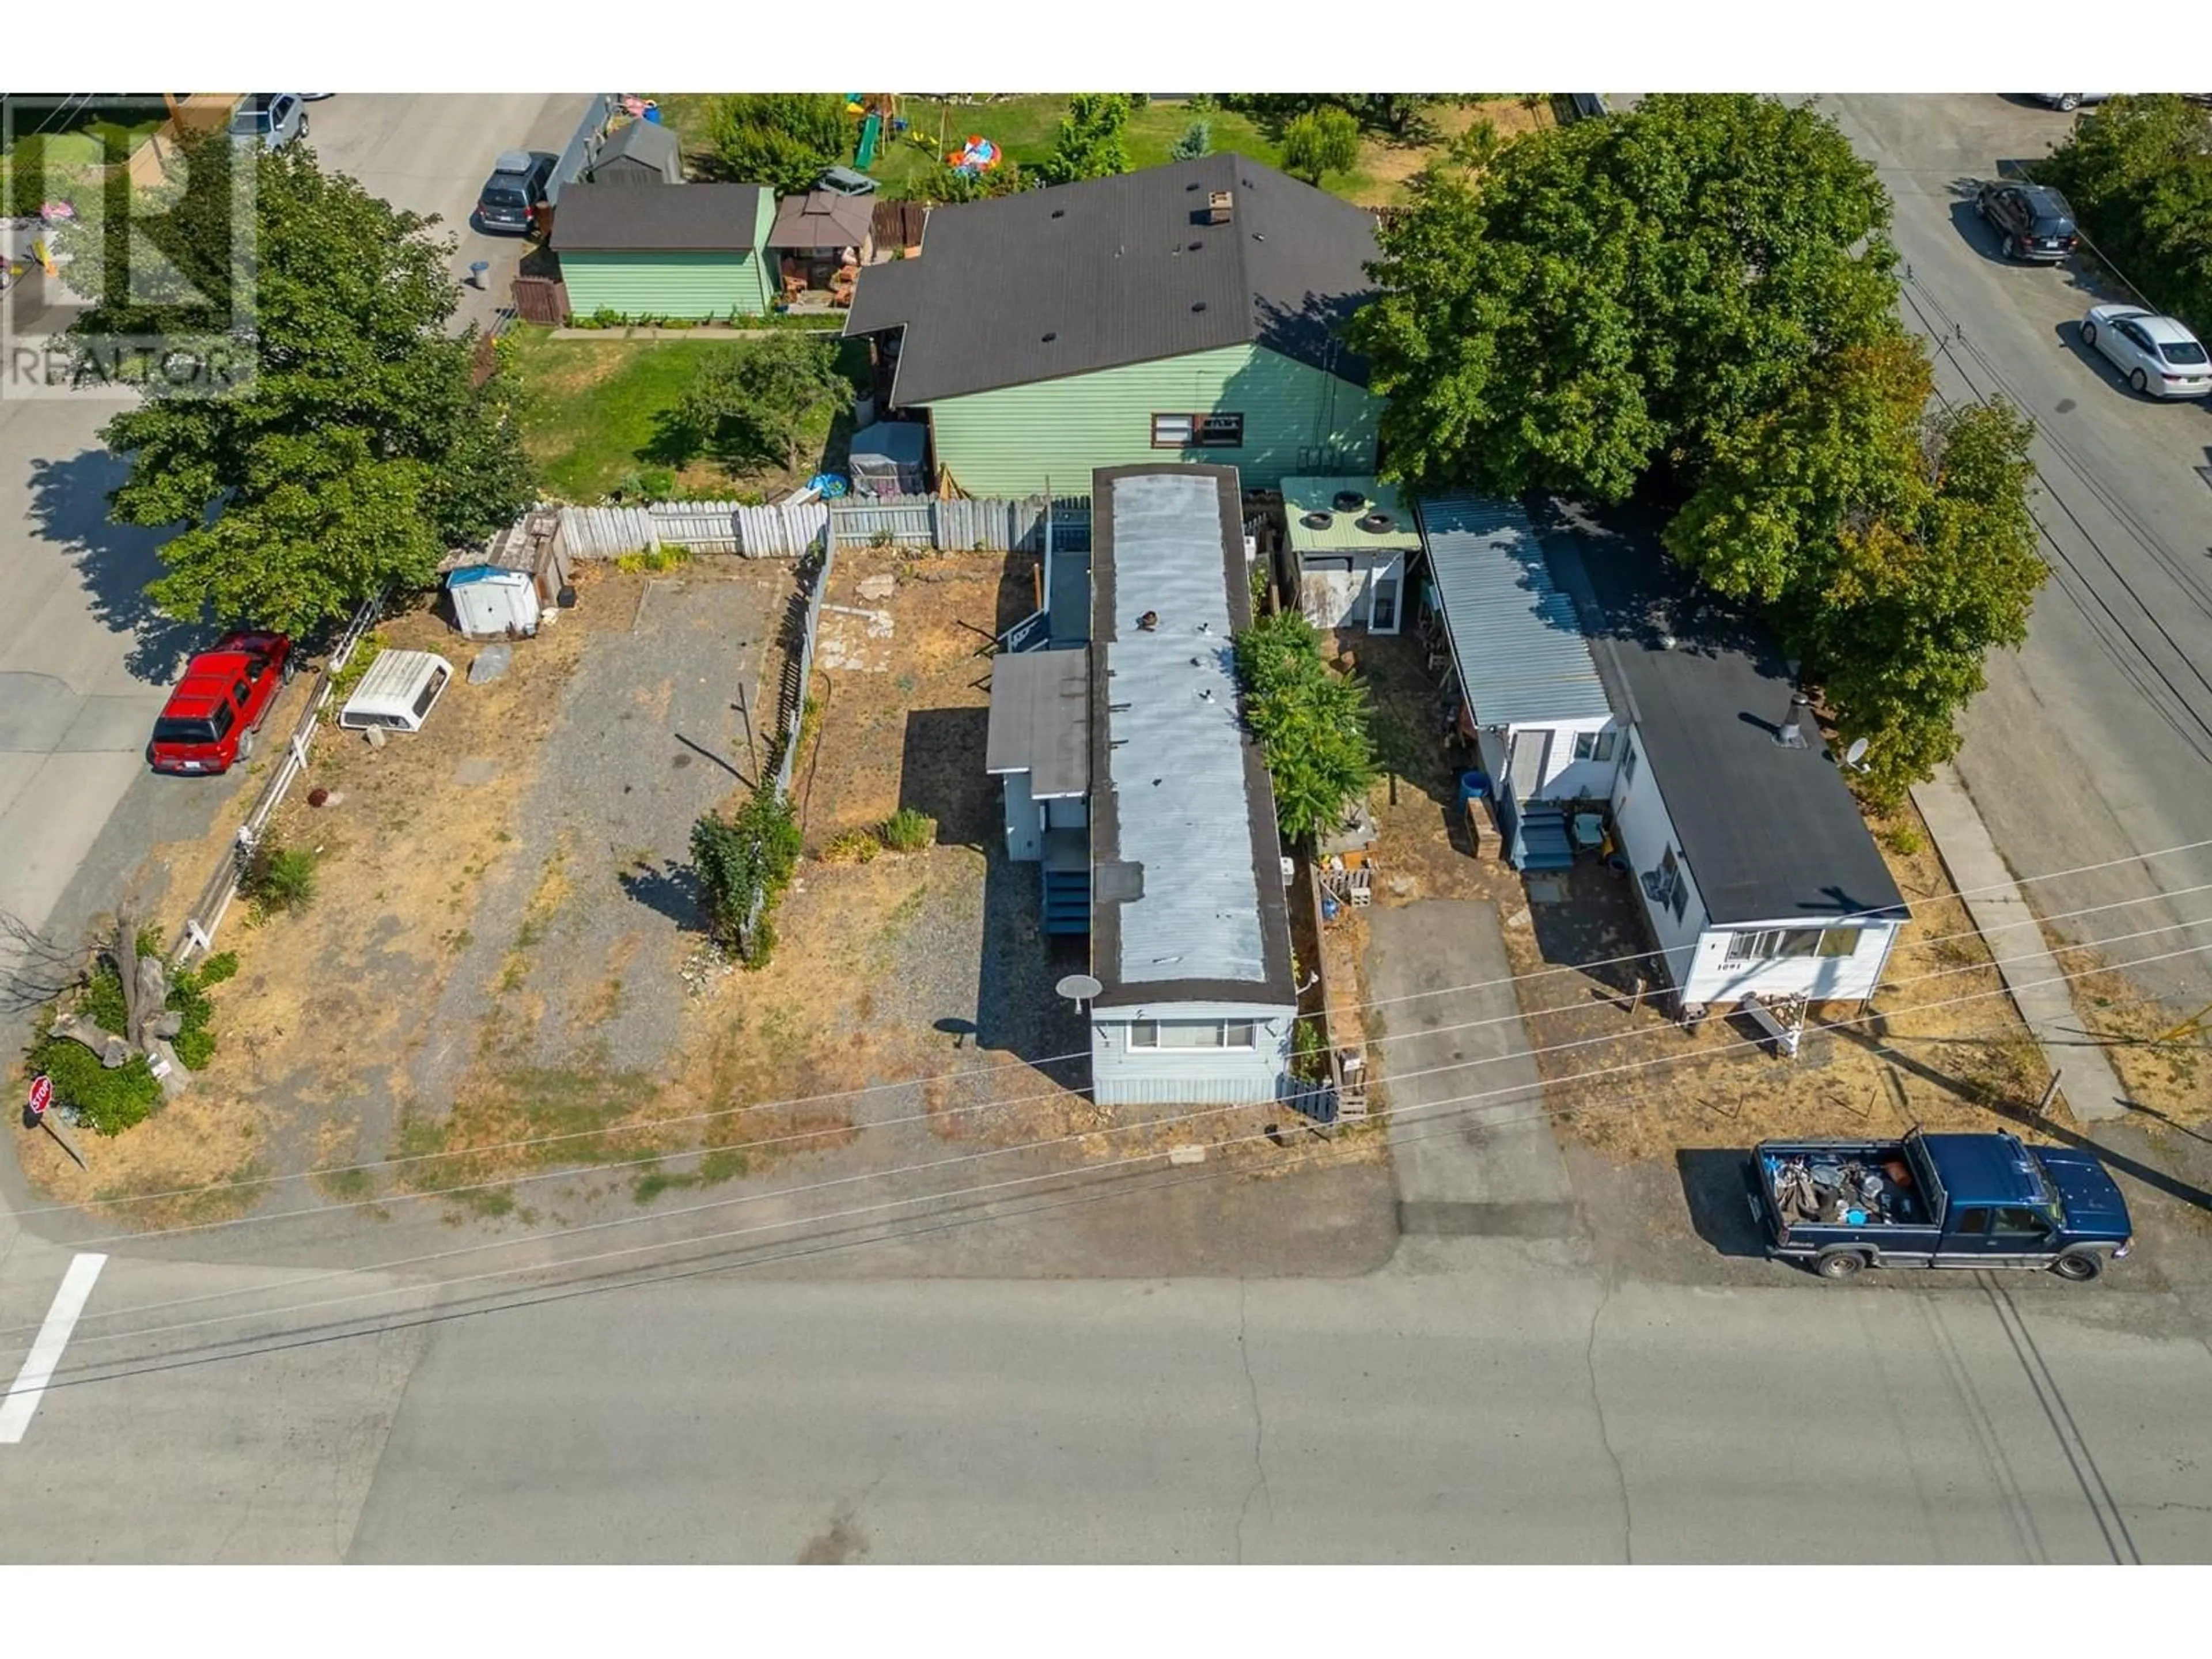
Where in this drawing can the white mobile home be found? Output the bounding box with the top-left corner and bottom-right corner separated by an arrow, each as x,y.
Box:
1574,522 -> 1908,1010
1085,464 -> 1298,1105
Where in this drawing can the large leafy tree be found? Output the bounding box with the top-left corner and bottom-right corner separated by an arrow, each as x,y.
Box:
2037,94 -> 2212,335
1666,336 -> 2044,803
675,335 -> 851,474
1037,94 -> 1133,185
1353,93 -> 1898,501
705,93 -> 852,195
1353,94 -> 2042,804
1281,107 -> 1361,185
75,138 -> 532,636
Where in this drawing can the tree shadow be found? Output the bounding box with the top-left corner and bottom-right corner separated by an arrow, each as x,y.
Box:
618,859 -> 704,933
25,448 -> 200,684
1830,1022 -> 2212,1215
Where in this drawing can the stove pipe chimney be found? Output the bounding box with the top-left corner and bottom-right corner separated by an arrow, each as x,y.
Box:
1778,693 -> 1812,750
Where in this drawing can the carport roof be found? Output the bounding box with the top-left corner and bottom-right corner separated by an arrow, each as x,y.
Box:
1415,495 -> 1614,729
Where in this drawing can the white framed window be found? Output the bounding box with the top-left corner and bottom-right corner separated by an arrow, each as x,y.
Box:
1724,927 -> 1862,965
1150,414 -> 1194,448
1620,739 -> 1638,787
1573,729 -> 1618,763
1123,1019 -> 1258,1050
1150,412 -> 1244,448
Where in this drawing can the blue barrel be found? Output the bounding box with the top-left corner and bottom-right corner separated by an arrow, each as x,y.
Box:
1456,771 -> 1491,816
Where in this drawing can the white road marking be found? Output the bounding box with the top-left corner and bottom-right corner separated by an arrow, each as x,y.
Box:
1,1253 -> 109,1444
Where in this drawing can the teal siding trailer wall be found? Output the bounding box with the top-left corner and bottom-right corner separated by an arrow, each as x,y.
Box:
560,249 -> 775,321
921,344 -> 1381,497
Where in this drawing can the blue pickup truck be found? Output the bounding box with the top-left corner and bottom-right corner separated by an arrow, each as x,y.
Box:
1748,1129 -> 2133,1283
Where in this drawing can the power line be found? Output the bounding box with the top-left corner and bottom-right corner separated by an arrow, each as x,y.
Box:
21,927 -> 2209,1360
28,880 -> 2212,1255
29,832 -> 2212,1222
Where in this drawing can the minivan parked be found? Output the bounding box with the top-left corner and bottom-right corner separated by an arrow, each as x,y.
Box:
475,151 -> 556,235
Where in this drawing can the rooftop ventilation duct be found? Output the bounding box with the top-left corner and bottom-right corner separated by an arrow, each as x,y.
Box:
1206,190 -> 1233,225
1778,693 -> 1812,749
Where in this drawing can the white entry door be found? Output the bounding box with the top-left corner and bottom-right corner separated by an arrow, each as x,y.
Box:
1509,729 -> 1551,801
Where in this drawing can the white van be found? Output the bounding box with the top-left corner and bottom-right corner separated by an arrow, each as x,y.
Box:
338,649 -> 454,734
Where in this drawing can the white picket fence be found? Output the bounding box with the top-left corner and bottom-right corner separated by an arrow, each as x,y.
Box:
828,494 -> 1091,555
530,494 -> 1090,561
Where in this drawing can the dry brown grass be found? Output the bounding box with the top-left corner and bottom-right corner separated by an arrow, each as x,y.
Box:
18,570 -> 636,1215
1358,96 -> 1557,197
2043,941 -> 2209,1127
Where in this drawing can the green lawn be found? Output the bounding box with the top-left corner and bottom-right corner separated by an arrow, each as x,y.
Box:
506,326 -> 867,503
635,94 -> 1552,209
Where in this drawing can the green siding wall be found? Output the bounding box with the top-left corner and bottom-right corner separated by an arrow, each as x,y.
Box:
922,344 -> 1382,497
560,249 -> 773,321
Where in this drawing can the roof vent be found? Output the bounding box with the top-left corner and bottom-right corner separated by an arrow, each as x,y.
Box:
1138,610 -> 1160,631
1051,207 -> 1066,218
1041,331 -> 1056,343
1206,189 -> 1234,225
1333,489 -> 1368,513
1187,240 -> 1203,252
1658,633 -> 1678,651
1778,693 -> 1812,750
1358,510 -> 1395,534
1191,301 -> 1207,312
1300,511 -> 1332,530
1199,688 -> 1215,702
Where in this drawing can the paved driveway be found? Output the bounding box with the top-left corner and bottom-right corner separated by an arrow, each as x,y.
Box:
1823,95 -> 2212,1010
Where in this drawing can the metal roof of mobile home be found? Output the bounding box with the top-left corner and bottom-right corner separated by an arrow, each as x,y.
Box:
1416,495 -> 1614,729
1088,465 -> 1294,1007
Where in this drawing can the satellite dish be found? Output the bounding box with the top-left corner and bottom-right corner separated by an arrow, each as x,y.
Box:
1056,974 -> 1103,1003
1843,737 -> 1870,770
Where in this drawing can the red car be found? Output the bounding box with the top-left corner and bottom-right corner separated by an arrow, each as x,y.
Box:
147,630 -> 295,775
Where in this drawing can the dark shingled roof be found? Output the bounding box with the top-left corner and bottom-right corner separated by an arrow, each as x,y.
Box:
551,182 -> 768,252
589,119 -> 683,184
768,190 -> 874,250
1571,513 -> 1908,929
843,154 -> 1379,407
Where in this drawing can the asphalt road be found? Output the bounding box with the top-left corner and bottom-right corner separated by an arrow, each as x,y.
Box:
1823,95 -> 2212,1012
3,1229 -> 2208,1563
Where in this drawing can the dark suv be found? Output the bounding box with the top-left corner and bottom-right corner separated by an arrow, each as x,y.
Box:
1975,180 -> 2080,262
475,151 -> 556,235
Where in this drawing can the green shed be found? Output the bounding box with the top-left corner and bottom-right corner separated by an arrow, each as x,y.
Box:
551,181 -> 777,321
843,154 -> 1383,496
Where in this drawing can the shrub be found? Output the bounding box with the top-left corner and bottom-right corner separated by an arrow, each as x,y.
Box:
1232,610 -> 1378,842
1883,824 -> 1925,858
822,828 -> 881,864
692,787 -> 802,964
29,1036 -> 161,1136
196,950 -> 241,987
80,960 -> 130,1036
244,842 -> 320,918
878,807 -> 935,853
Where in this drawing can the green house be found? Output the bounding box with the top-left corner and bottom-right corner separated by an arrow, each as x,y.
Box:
551,182 -> 777,321
843,155 -> 1383,496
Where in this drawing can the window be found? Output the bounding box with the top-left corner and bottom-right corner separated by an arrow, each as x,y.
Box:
1991,1207 -> 2051,1239
1124,1018 -> 1258,1050
1573,730 -> 1619,763
1150,412 -> 1244,448
1952,1207 -> 1991,1237
1725,927 -> 1862,965
1620,740 -> 1638,788
411,666 -> 450,719
1369,576 -> 1399,634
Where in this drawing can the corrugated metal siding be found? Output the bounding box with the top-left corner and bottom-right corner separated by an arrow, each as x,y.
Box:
559,250 -> 771,320
1417,495 -> 1615,728
925,345 -> 1380,497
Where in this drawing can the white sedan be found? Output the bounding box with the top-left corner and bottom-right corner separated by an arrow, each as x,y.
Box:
2079,304 -> 2211,399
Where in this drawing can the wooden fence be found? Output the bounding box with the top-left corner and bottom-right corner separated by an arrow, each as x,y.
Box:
511,273 -> 569,325
827,495 -> 1091,555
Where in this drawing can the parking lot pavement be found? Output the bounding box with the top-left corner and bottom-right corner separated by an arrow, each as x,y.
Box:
1823,95 -> 2212,1013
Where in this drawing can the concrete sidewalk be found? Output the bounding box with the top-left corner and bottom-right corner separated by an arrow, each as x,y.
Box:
1365,900 -> 1580,1240
1913,767 -> 2128,1122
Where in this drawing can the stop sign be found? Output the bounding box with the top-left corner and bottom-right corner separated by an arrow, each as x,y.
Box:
27,1075 -> 52,1117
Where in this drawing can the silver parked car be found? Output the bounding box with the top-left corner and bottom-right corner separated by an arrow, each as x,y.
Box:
230,94 -> 308,150
2080,304 -> 2211,399
2031,94 -> 2112,111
